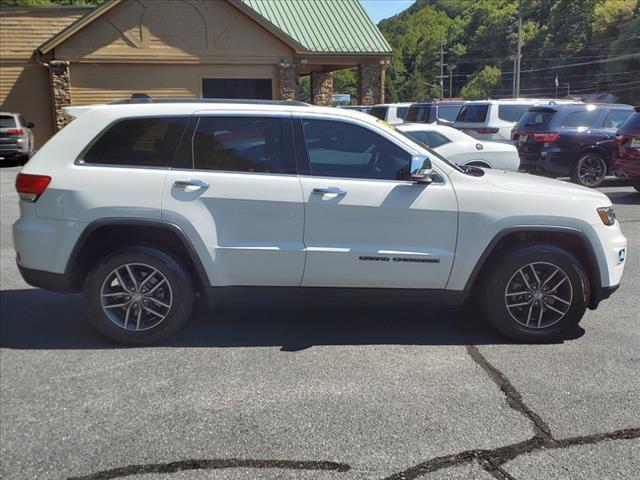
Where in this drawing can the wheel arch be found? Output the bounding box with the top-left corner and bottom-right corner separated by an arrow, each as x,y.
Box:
465,226 -> 604,309
65,219 -> 209,293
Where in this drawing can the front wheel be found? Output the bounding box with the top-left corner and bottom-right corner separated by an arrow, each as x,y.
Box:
571,152 -> 607,188
83,246 -> 195,344
480,244 -> 589,342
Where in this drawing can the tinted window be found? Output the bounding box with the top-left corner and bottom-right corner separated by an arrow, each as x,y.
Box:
562,110 -> 601,128
515,110 -> 556,129
302,119 -> 411,180
370,106 -> 388,120
602,110 -> 632,129
405,131 -> 450,148
620,112 -> 640,133
498,105 -> 529,122
0,116 -> 16,128
437,105 -> 461,122
456,104 -> 489,123
405,106 -> 428,122
396,107 -> 408,120
83,117 -> 187,167
192,116 -> 295,174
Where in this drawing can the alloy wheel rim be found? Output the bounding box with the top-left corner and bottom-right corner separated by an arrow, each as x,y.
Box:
504,262 -> 573,329
100,263 -> 172,331
578,155 -> 605,186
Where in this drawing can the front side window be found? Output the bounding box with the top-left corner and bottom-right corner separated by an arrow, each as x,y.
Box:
301,119 -> 411,180
602,110 -> 632,129
192,116 -> 295,174
562,110 -> 601,128
456,104 -> 489,123
82,117 -> 188,167
437,105 -> 462,122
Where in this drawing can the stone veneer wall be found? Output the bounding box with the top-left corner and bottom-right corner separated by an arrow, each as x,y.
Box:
49,60 -> 72,131
358,63 -> 385,105
311,72 -> 333,106
279,63 -> 298,101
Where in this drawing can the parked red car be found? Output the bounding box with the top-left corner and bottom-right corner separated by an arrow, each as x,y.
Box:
613,106 -> 640,192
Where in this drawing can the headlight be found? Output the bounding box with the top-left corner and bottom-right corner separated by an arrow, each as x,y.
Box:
597,207 -> 616,226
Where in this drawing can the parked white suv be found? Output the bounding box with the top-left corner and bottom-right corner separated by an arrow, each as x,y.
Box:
370,102 -> 412,124
453,99 -> 581,143
13,98 -> 626,344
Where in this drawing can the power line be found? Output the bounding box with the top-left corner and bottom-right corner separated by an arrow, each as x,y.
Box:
499,53 -> 640,75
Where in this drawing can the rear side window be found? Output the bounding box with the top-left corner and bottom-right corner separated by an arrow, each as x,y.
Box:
456,104 -> 489,123
370,106 -> 388,120
407,131 -> 450,148
620,112 -> 640,133
0,116 -> 16,128
562,110 -> 601,128
515,110 -> 555,129
437,105 -> 461,122
192,116 -> 295,174
301,118 -> 411,180
82,117 -> 188,167
601,110 -> 632,129
405,106 -> 428,122
498,105 -> 529,122
396,107 -> 408,120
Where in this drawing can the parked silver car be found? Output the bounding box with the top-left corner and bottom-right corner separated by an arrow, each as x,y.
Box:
0,112 -> 35,164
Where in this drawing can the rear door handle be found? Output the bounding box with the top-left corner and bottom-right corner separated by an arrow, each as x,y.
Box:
174,179 -> 209,192
312,187 -> 347,196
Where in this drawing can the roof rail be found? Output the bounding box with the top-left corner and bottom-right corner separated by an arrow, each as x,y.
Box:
108,94 -> 311,107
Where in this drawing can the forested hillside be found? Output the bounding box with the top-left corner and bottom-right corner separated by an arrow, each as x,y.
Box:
378,0 -> 639,103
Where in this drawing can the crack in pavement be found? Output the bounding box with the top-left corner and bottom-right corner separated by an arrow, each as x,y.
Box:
380,345 -> 640,480
66,345 -> 639,480
67,459 -> 350,480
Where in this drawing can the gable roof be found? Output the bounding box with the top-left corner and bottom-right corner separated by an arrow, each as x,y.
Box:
37,0 -> 391,56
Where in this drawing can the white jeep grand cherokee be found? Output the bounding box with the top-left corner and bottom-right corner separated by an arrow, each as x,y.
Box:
13,98 -> 627,344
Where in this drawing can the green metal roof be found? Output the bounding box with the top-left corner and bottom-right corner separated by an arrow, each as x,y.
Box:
239,0 -> 392,55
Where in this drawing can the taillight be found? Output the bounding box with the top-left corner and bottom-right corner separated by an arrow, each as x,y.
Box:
532,132 -> 559,142
474,127 -> 499,134
614,134 -> 625,145
15,173 -> 51,202
6,128 -> 24,136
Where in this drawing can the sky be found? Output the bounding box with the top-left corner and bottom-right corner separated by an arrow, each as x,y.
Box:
360,0 -> 416,23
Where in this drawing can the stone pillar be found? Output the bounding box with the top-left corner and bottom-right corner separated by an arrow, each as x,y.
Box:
278,62 -> 298,101
311,71 -> 333,106
49,60 -> 72,131
358,63 -> 385,106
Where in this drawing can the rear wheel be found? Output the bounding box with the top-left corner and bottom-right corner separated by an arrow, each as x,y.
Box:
571,152 -> 607,188
83,246 -> 194,344
480,244 -> 589,342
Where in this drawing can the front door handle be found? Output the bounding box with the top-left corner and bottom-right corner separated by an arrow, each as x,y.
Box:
312,187 -> 347,196
174,179 -> 209,192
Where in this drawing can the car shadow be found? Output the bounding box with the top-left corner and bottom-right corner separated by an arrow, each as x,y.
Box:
606,190 -> 640,205
0,288 -> 584,350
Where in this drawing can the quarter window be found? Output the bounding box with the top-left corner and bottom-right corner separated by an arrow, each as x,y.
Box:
192,116 -> 295,174
82,117 -> 188,167
301,119 -> 411,180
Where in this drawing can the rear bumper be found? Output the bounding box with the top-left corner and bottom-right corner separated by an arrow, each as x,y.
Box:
17,264 -> 77,293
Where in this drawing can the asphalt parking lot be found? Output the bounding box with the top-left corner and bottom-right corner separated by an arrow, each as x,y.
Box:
1,164 -> 638,480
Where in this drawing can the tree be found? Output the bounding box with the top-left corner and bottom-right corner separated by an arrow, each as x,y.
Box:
460,66 -> 502,100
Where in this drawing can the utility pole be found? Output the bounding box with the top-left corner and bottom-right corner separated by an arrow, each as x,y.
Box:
448,64 -> 456,99
438,38 -> 446,101
515,0 -> 523,98
510,55 -> 517,97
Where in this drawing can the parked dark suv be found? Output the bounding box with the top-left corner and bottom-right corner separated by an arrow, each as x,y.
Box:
512,103 -> 633,187
404,102 -> 464,126
612,106 -> 640,192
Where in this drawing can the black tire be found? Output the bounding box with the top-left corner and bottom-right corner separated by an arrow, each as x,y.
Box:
83,246 -> 195,345
571,152 -> 607,188
480,244 -> 589,342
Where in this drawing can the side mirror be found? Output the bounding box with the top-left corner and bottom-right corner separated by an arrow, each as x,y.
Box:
26,122 -> 35,129
409,155 -> 435,183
